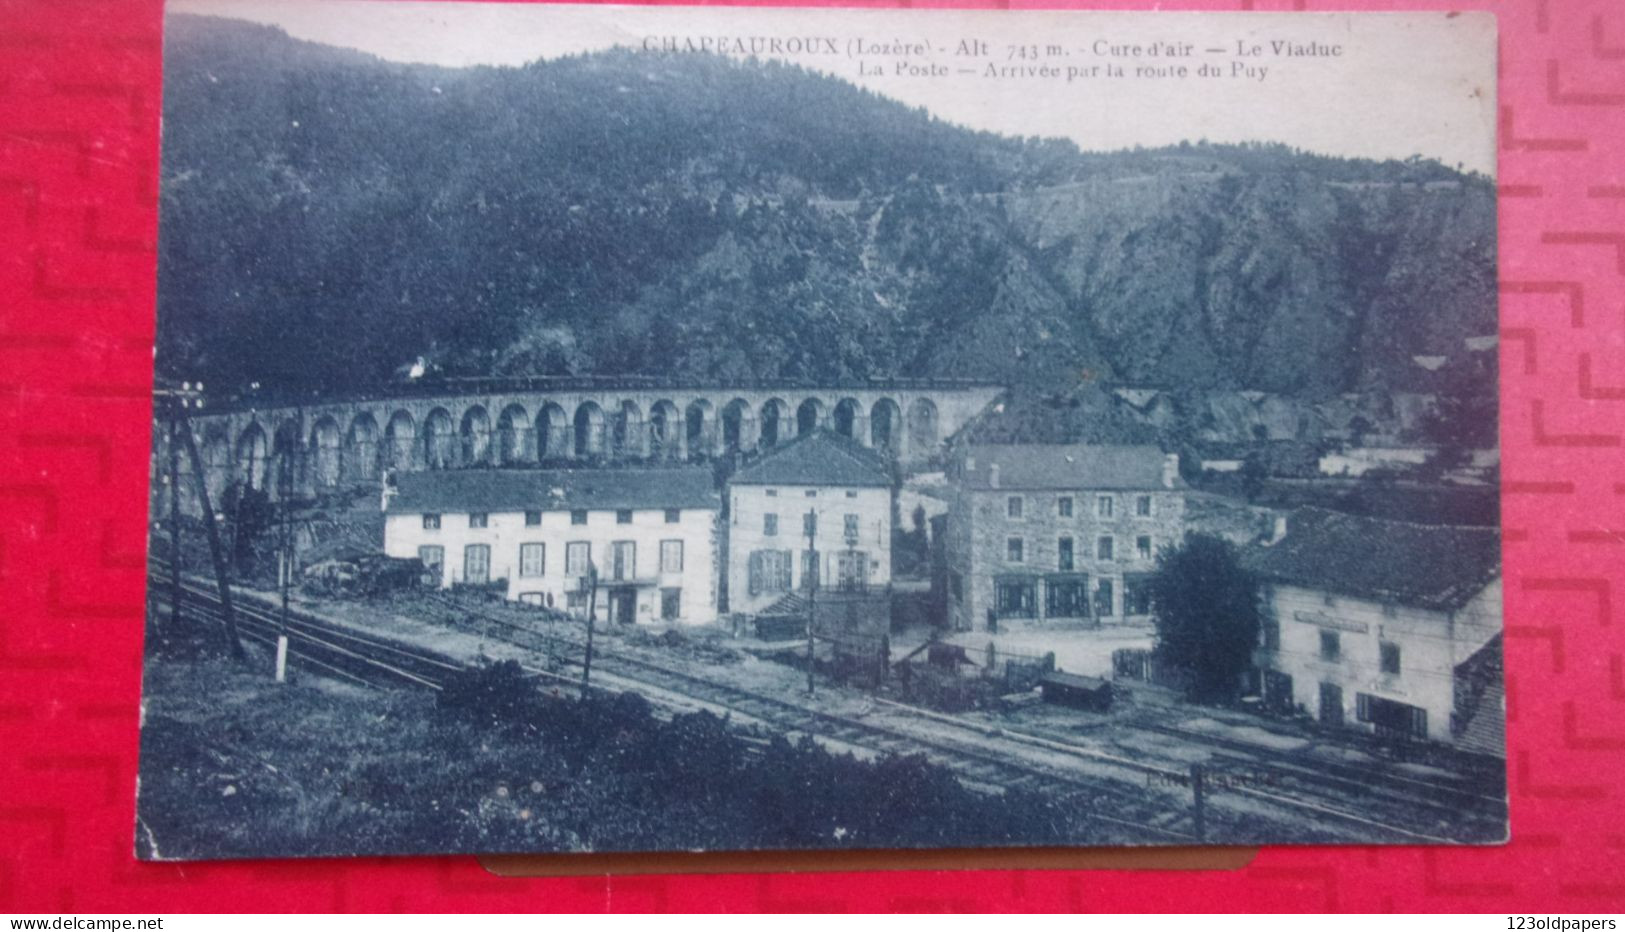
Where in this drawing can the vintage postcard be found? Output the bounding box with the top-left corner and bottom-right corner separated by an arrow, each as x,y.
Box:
138,1 -> 1504,860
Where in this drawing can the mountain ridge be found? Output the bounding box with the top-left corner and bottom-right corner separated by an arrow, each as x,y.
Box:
155,13 -> 1497,436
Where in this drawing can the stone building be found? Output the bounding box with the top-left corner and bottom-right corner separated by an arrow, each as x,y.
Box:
726,430 -> 894,617
945,444 -> 1186,631
381,467 -> 720,625
1245,507 -> 1503,753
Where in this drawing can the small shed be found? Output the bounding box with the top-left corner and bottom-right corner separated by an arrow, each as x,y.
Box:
1038,672 -> 1113,712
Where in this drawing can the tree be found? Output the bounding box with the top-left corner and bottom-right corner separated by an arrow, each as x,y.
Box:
1149,534 -> 1262,704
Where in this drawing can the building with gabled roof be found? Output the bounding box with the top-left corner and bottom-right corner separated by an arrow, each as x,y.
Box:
726,430 -> 895,616
382,466 -> 720,625
1244,507 -> 1504,753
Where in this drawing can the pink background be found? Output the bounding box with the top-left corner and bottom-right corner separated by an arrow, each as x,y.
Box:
2,0 -> 1622,912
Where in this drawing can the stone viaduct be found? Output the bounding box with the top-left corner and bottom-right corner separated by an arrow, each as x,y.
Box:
160,377 -> 1005,506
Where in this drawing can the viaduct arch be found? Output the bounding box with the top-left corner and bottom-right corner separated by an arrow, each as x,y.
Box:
164,378 -> 1001,504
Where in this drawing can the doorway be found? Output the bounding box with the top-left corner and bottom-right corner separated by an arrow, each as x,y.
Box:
1318,681 -> 1344,727
610,587 -> 637,625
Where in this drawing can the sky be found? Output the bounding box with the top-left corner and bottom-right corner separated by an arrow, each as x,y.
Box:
168,0 -> 1498,176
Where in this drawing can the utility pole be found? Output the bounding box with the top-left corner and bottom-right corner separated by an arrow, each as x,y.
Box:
805,509 -> 817,696
155,380 -> 244,661
176,416 -> 245,661
1191,763 -> 1207,841
167,418 -> 184,633
273,405 -> 306,681
581,560 -> 599,693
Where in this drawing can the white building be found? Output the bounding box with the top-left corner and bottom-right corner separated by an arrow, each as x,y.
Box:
726,430 -> 894,615
1245,507 -> 1504,754
382,468 -> 721,625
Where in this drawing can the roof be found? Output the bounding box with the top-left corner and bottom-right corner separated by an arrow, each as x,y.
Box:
1243,507 -> 1501,612
730,430 -> 892,488
956,444 -> 1183,491
386,467 -> 719,515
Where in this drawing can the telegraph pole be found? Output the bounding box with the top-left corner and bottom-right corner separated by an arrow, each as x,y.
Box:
805,509 -> 817,696
581,560 -> 599,693
167,418 -> 184,632
1191,763 -> 1207,841
155,380 -> 244,660
176,416 -> 245,661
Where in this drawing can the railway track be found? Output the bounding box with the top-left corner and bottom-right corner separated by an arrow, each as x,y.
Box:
149,564 -> 1500,843
414,589 -> 1482,843
1127,721 -> 1507,832
150,568 -> 1200,841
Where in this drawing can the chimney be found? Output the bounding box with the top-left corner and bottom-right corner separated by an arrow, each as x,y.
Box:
1162,453 -> 1179,488
988,463 -> 1001,489
1268,513 -> 1288,545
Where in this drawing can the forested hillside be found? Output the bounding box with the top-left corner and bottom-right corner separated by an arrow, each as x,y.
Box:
157,14 -> 1497,418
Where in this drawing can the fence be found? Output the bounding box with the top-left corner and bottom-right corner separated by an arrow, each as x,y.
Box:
1112,647 -> 1193,693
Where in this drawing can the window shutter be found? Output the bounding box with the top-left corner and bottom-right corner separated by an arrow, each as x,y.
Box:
780,550 -> 793,590
748,551 -> 762,596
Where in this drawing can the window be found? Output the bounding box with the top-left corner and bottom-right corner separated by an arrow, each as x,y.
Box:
747,549 -> 792,595
766,489 -> 778,497
1057,496 -> 1073,517
1322,593 -> 1337,608
463,544 -> 491,584
1097,495 -> 1115,518
1124,575 -> 1152,615
571,509 -> 588,526
469,512 -> 488,529
664,508 -> 681,524
565,541 -> 590,577
1007,537 -> 1025,563
803,512 -> 817,537
843,514 -> 859,544
422,513 -> 441,530
518,592 -> 546,607
661,588 -> 682,620
616,509 -> 632,525
566,590 -> 586,610
1097,536 -> 1115,561
1058,536 -> 1074,572
1262,618 -> 1281,651
1135,495 -> 1153,517
1381,602 -> 1398,618
1007,496 -> 1024,519
417,545 -> 444,584
845,490 -> 858,499
1093,578 -> 1115,617
660,539 -> 683,574
1045,577 -> 1089,618
610,541 -> 636,581
764,513 -> 779,536
1380,641 -> 1402,676
524,510 -> 542,527
1320,629 -> 1341,663
949,571 -> 964,603
804,490 -> 817,498
995,577 -> 1037,618
1136,535 -> 1153,561
515,543 -> 543,578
